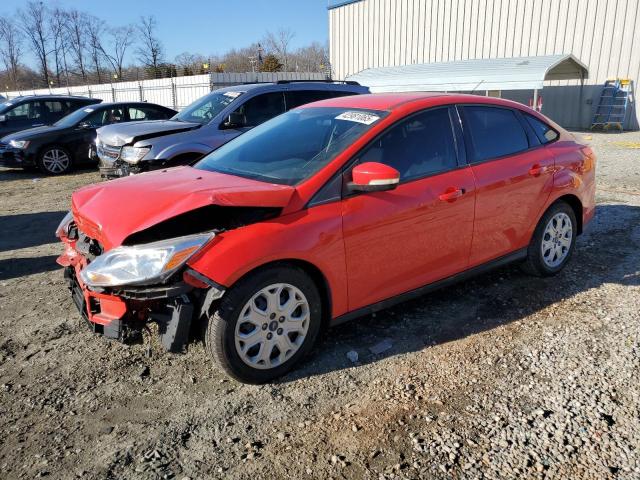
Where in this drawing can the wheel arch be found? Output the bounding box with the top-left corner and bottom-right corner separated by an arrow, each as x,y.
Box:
228,258 -> 334,332
551,193 -> 583,235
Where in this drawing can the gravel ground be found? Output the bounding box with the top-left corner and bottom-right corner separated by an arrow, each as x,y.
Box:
0,130 -> 638,479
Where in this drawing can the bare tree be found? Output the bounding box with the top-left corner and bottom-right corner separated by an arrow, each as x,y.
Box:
291,42 -> 329,73
175,51 -> 205,75
136,15 -> 164,77
0,18 -> 23,89
101,25 -> 135,80
50,7 -> 70,86
85,15 -> 106,83
65,9 -> 88,82
19,1 -> 52,87
264,28 -> 295,71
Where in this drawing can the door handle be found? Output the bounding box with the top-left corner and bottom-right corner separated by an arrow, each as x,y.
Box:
529,164 -> 548,176
439,187 -> 465,202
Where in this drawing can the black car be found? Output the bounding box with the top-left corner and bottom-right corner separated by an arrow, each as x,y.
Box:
0,95 -> 101,137
0,102 -> 176,174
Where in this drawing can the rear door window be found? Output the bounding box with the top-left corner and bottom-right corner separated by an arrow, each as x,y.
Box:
232,92 -> 286,127
285,90 -> 354,110
356,107 -> 458,181
462,106 -> 529,162
524,113 -> 559,143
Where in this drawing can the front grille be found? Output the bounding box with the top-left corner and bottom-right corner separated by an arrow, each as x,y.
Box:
97,143 -> 122,165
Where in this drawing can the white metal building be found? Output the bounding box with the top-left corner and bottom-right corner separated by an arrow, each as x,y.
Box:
328,0 -> 640,129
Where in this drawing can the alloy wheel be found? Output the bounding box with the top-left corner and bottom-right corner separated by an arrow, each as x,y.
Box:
41,148 -> 70,174
234,283 -> 310,370
541,212 -> 573,268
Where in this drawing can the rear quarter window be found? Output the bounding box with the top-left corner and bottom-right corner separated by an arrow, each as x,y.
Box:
524,113 -> 559,143
463,106 -> 529,162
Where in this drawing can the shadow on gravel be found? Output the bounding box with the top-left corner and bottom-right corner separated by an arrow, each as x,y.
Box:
282,203 -> 640,383
0,211 -> 67,252
0,255 -> 59,280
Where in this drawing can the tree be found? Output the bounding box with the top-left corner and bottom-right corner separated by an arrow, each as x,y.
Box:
19,1 -> 51,87
85,15 -> 106,83
65,9 -> 88,82
50,7 -> 70,86
259,54 -> 282,72
0,18 -> 23,89
291,42 -> 329,73
136,15 -> 164,77
264,28 -> 295,71
101,25 -> 135,80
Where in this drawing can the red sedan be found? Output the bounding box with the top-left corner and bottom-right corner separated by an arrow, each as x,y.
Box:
56,93 -> 596,383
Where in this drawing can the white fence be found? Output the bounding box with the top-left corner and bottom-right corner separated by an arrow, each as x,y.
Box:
3,72 -> 328,111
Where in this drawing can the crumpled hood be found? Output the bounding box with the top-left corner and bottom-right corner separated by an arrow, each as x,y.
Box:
97,120 -> 200,146
71,166 -> 295,249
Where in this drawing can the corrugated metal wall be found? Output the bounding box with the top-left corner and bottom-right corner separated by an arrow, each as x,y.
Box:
329,0 -> 640,129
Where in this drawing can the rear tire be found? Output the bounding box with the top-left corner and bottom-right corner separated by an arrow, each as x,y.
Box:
38,146 -> 73,175
204,265 -> 322,384
522,201 -> 577,276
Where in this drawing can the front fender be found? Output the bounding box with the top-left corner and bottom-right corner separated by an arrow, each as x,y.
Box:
186,203 -> 349,318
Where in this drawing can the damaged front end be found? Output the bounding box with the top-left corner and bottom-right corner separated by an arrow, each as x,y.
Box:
57,166 -> 292,353
55,212 -> 226,353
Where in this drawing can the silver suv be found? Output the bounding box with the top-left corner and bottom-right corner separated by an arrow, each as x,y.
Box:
96,81 -> 368,178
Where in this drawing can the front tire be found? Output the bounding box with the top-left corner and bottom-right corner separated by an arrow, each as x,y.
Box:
522,201 -> 577,276
38,146 -> 73,175
204,265 -> 322,384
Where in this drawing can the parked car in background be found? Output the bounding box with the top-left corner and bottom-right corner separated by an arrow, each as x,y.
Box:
0,95 -> 101,137
0,102 -> 176,174
96,81 -> 369,178
57,93 -> 596,383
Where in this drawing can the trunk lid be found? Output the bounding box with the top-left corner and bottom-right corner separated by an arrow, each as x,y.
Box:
72,166 -> 295,249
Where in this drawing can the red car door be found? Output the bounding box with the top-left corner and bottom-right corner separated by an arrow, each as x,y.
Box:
341,107 -> 476,311
460,105 -> 555,266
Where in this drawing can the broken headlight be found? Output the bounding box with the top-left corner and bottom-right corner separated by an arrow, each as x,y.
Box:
120,146 -> 150,164
80,232 -> 213,288
55,211 -> 74,238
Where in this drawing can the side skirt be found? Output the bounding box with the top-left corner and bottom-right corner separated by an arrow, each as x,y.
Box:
331,248 -> 528,326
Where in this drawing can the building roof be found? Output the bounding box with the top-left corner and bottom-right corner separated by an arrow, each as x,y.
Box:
346,54 -> 589,92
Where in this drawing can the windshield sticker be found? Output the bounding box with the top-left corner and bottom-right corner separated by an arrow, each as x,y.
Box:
83,108 -> 94,113
335,111 -> 380,125
223,91 -> 243,99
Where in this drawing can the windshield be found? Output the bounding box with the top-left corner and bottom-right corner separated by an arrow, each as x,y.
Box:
195,107 -> 386,185
173,91 -> 243,124
54,106 -> 94,127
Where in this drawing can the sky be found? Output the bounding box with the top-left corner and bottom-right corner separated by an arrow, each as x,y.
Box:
1,0 -> 330,65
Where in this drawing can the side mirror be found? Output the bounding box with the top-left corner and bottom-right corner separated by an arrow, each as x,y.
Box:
77,121 -> 92,129
0,115 -> 6,123
221,112 -> 245,129
347,162 -> 400,193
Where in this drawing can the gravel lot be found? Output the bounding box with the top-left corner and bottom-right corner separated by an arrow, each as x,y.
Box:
0,131 -> 638,479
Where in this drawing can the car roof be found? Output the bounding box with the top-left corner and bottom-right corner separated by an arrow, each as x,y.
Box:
9,95 -> 95,101
90,101 -> 170,109
301,92 -> 535,111
213,81 -> 367,94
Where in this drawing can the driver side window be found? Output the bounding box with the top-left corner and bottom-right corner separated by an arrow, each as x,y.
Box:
85,107 -> 126,127
231,92 -> 286,128
5,102 -> 43,120
355,107 -> 458,182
